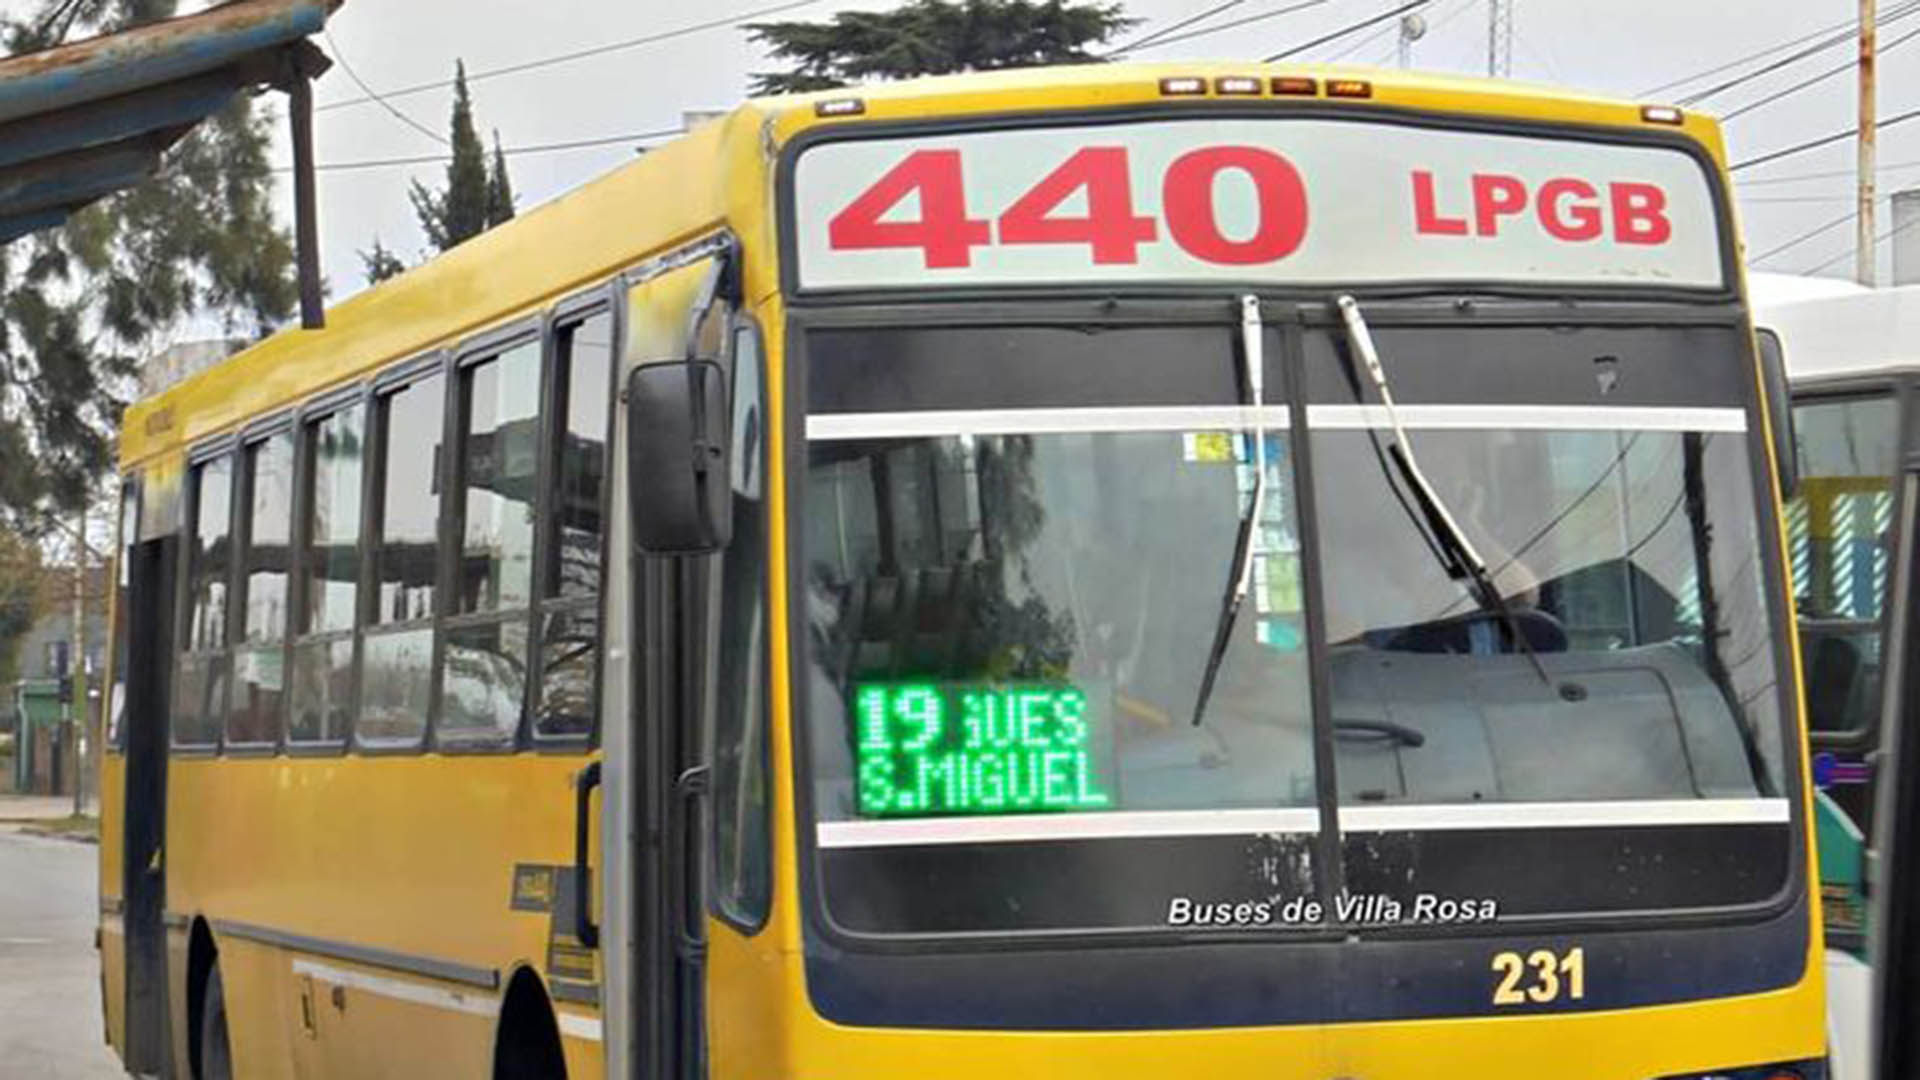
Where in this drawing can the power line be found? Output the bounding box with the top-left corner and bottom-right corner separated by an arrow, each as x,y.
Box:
1683,1 -> 1920,107
1108,0 -> 1247,55
323,29 -> 448,147
1720,22 -> 1920,122
1749,208 -> 1855,264
1738,158 -> 1920,187
1803,209 -> 1920,274
1638,12 -> 1893,98
1677,23 -> 1866,107
1263,0 -> 1429,62
1127,0 -> 1333,53
1730,103 -> 1920,173
313,0 -> 830,114
275,128 -> 688,174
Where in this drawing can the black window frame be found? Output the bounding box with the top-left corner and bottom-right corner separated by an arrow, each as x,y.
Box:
152,278 -> 623,761
357,351 -> 451,755
1790,374 -> 1916,752
708,312 -> 774,933
435,321 -> 543,754
170,438 -> 240,755
529,289 -> 620,751
223,414 -> 296,756
783,297 -> 1811,950
286,381 -> 373,755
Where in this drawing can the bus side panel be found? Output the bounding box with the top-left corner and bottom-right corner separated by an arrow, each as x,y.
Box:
218,934 -> 299,1080
165,753 -> 589,1078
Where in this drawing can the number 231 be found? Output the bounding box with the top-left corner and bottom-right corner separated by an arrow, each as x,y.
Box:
1490,947 -> 1585,1005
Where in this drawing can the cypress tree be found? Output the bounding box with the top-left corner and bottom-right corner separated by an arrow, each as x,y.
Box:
485,131 -> 516,229
409,61 -> 491,252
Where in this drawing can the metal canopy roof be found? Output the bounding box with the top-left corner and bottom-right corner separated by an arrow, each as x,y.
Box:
0,0 -> 334,246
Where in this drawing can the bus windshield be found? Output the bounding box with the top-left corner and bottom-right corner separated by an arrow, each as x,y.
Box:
799,315 -> 1794,937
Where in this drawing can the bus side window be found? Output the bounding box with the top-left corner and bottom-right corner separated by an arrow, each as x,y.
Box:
437,336 -> 541,748
173,453 -> 235,749
533,311 -> 614,742
228,430 -> 293,748
710,320 -> 770,929
1790,392 -> 1899,738
359,372 -> 444,750
289,404 -> 365,747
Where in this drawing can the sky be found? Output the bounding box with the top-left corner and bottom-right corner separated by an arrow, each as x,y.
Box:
21,0 -> 1920,300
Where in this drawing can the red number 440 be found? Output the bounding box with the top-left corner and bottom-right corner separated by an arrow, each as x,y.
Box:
826,145 -> 1309,270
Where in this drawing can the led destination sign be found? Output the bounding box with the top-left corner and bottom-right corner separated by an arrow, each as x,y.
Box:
854,683 -> 1111,817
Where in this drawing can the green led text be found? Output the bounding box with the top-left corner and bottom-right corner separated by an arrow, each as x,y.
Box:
853,683 -> 1110,817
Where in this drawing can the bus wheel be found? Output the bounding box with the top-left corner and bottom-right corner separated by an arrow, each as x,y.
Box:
198,965 -> 233,1080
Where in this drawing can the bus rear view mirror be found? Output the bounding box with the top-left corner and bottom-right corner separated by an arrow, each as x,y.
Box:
627,358 -> 732,555
1756,328 -> 1798,501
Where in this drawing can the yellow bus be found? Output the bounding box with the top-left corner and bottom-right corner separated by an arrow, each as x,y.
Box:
99,62 -> 1826,1080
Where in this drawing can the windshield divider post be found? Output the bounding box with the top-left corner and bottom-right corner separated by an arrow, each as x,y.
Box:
1281,311 -> 1350,916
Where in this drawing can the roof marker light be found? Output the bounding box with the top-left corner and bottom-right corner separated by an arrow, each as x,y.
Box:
1271,76 -> 1318,96
1641,105 -> 1684,125
1327,79 -> 1373,99
1214,76 -> 1262,96
1160,76 -> 1207,96
815,98 -> 866,117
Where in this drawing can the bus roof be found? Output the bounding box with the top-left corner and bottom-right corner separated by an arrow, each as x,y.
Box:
1752,273 -> 1920,384
122,61 -> 1727,467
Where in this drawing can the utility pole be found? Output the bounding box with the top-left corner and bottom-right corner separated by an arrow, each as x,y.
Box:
69,506 -> 85,817
1860,0 -> 1879,286
1487,0 -> 1512,77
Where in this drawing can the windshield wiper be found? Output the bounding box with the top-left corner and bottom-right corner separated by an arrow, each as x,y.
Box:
1191,294 -> 1267,726
1334,294 -> 1552,686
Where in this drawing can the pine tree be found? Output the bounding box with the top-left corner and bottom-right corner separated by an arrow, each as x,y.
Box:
408,61 -> 491,252
360,238 -> 406,284
0,0 -> 297,535
746,0 -> 1133,95
485,131 -> 516,229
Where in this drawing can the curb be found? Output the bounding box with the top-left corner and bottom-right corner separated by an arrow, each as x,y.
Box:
14,824 -> 98,845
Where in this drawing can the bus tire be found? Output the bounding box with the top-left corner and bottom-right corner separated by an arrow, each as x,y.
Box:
198,965 -> 233,1080
494,969 -> 567,1080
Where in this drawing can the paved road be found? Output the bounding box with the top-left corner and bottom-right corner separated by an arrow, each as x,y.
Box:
0,827 -> 122,1078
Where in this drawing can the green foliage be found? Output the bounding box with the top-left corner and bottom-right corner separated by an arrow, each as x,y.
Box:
485,131 -> 516,229
409,62 -> 494,252
360,238 -> 406,285
0,2 -> 297,535
745,0 -> 1134,95
0,530 -> 47,690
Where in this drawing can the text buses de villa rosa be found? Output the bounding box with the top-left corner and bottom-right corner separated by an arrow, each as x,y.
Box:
100,64 -> 1824,1080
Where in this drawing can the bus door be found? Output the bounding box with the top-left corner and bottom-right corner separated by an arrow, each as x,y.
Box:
121,523 -> 177,1074
1789,381 -> 1908,951
614,244 -> 740,1080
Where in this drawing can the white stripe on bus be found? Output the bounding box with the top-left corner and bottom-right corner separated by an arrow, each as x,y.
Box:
806,404 -> 1749,441
290,958 -> 497,1018
817,808 -> 1319,848
817,798 -> 1789,847
1307,404 -> 1749,432
557,1013 -> 603,1042
1340,797 -> 1790,831
806,405 -> 1293,440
